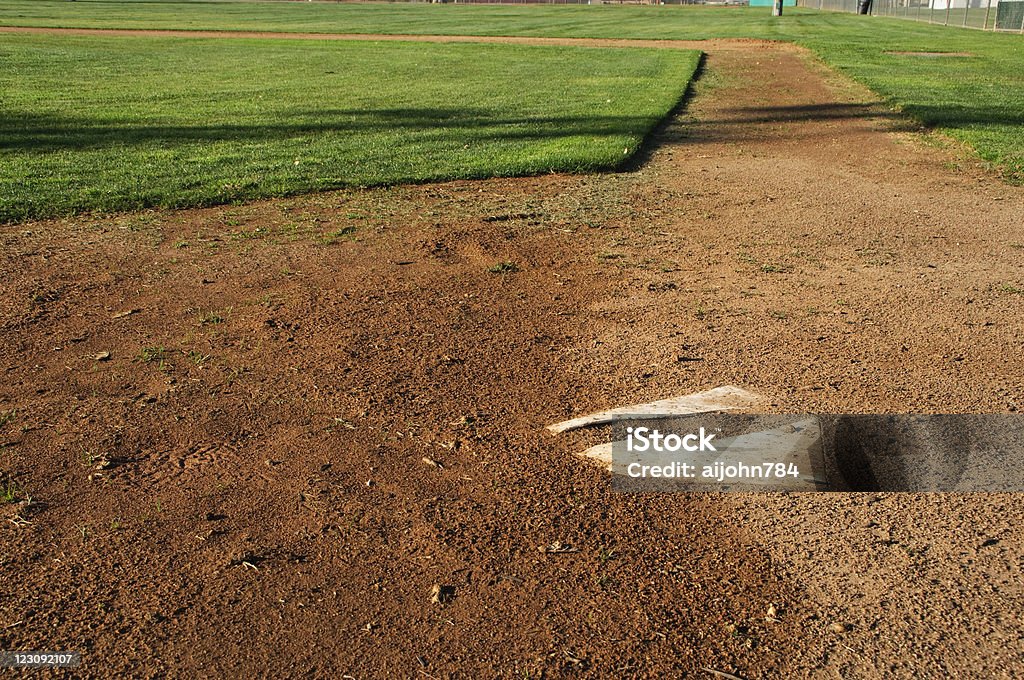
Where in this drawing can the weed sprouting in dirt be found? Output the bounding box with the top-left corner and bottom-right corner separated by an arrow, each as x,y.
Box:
320,225 -> 358,244
186,350 -> 211,367
488,261 -> 519,274
199,309 -> 227,325
140,346 -> 172,372
1,474 -> 25,504
140,346 -> 166,363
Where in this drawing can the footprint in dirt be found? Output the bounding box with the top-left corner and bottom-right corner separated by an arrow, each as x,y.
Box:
129,443 -> 244,489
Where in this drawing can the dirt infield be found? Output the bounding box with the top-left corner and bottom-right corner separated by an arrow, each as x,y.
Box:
2,37 -> 1023,677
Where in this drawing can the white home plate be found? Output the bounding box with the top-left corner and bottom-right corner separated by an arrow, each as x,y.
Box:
604,416 -> 827,490
548,386 -> 828,490
545,385 -> 761,434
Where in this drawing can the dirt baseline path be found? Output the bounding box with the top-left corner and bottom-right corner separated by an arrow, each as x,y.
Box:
1,33 -> 1024,678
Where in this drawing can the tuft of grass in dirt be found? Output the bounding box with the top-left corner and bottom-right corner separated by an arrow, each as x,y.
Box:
140,346 -> 166,363
80,449 -> 98,469
0,34 -> 700,222
1,474 -> 24,504
0,409 -> 16,430
320,225 -> 358,244
199,310 -> 226,326
186,350 -> 211,366
488,261 -> 520,274
230,227 -> 269,241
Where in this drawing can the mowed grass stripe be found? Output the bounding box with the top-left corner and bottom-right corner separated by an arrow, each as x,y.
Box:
0,1 -> 857,37
0,36 -> 701,222
3,2 -> 1020,182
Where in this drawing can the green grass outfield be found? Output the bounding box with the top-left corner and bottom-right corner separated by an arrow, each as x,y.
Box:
1,2 -> 1022,221
5,2 -> 1022,177
0,36 -> 700,222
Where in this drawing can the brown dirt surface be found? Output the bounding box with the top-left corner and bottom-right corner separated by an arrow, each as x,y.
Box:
2,38 -> 1023,678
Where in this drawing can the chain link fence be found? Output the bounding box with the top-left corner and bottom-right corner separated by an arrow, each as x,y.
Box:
796,0 -> 1024,32
414,0 -> 1022,23
428,1 -> 737,4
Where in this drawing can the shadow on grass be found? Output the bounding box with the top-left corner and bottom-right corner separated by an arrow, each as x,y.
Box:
13,99 -> 1006,156
1,107 -> 668,153
6,91 -> 1018,155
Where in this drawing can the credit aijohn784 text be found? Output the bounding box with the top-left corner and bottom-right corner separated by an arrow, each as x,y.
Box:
623,426 -> 800,481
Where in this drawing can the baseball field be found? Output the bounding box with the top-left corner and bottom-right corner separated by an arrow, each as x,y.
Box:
1,1 -> 1023,676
